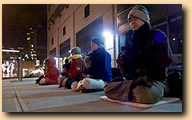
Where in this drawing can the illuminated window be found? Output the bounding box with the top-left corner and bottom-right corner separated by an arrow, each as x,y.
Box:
27,37 -> 30,40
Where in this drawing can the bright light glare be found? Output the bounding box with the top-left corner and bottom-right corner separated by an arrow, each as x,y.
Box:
2,49 -> 20,53
54,57 -> 59,68
103,31 -> 114,49
103,31 -> 111,38
30,69 -> 44,74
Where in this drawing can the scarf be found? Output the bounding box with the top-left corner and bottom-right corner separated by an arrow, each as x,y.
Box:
72,54 -> 82,60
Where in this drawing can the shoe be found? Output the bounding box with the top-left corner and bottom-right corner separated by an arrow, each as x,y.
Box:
58,78 -> 64,88
71,81 -> 78,91
36,80 -> 39,84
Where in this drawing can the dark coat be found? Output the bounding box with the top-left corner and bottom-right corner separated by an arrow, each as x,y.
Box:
87,46 -> 112,83
118,23 -> 173,80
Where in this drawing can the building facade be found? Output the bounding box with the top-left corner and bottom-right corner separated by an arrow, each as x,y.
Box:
47,4 -> 182,71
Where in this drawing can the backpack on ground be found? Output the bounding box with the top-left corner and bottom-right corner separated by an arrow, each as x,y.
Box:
166,64 -> 182,99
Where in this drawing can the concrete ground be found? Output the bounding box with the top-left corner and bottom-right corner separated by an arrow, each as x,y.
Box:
2,78 -> 182,112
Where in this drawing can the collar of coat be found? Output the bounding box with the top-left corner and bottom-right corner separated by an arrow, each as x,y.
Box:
91,46 -> 105,55
72,54 -> 82,60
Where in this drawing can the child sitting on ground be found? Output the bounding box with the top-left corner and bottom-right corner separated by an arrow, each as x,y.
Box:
57,47 -> 86,89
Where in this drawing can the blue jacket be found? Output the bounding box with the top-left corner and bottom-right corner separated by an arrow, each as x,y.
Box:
87,46 -> 112,83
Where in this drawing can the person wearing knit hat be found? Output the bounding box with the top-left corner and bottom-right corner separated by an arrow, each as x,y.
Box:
91,37 -> 104,46
58,46 -> 86,89
104,5 -> 173,104
90,37 -> 104,51
71,46 -> 81,54
72,37 -> 112,92
128,5 -> 150,24
127,5 -> 150,31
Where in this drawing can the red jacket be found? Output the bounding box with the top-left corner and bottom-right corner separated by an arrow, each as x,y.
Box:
44,57 -> 59,84
65,57 -> 86,80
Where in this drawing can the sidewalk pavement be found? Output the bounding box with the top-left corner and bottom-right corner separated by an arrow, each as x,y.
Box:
2,78 -> 182,112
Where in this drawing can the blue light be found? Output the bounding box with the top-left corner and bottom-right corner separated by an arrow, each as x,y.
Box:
154,31 -> 166,42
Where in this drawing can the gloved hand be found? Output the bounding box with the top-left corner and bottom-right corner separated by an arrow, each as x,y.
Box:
136,68 -> 146,76
131,76 -> 153,89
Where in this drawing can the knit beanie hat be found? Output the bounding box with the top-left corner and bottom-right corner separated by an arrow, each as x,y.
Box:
71,47 -> 81,54
128,5 -> 150,23
91,37 -> 104,46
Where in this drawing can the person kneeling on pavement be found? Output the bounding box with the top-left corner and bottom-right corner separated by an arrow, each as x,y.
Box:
104,5 -> 173,104
72,37 -> 112,92
36,57 -> 59,85
57,47 -> 86,89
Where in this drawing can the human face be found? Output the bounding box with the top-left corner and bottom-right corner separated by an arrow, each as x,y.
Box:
90,42 -> 99,51
129,16 -> 145,31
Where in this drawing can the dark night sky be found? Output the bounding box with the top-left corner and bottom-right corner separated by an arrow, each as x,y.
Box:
2,4 -> 47,49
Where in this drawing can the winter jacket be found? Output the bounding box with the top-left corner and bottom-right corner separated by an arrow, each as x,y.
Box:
87,46 -> 112,83
117,23 -> 173,80
104,23 -> 173,103
44,57 -> 59,84
64,54 -> 86,80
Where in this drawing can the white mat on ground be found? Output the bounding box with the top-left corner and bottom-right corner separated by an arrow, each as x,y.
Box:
100,96 -> 180,109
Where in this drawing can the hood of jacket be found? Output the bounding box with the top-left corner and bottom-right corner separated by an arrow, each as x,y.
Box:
45,57 -> 55,67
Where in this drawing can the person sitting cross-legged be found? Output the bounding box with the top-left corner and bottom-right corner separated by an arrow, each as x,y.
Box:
36,57 -> 59,85
57,47 -> 86,89
72,37 -> 112,92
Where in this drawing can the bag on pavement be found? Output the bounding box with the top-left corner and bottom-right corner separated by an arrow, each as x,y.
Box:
166,64 -> 182,99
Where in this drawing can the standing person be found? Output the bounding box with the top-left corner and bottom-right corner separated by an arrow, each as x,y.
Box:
104,5 -> 173,103
72,37 -> 112,92
36,57 -> 59,85
58,47 -> 86,89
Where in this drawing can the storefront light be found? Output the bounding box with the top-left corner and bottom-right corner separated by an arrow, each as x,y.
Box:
2,49 -> 20,53
54,57 -> 59,68
103,31 -> 114,49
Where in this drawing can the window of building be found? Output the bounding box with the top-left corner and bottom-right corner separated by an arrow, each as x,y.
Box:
84,4 -> 90,18
66,4 -> 69,9
76,17 -> 103,58
48,4 -> 52,11
49,48 -> 56,57
55,5 -> 60,19
63,26 -> 66,36
117,8 -> 132,27
60,38 -> 70,58
49,14 -> 55,26
60,4 -> 65,11
51,38 -> 54,45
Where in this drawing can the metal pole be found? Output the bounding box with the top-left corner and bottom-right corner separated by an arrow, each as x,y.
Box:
113,4 -> 118,67
18,51 -> 22,81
